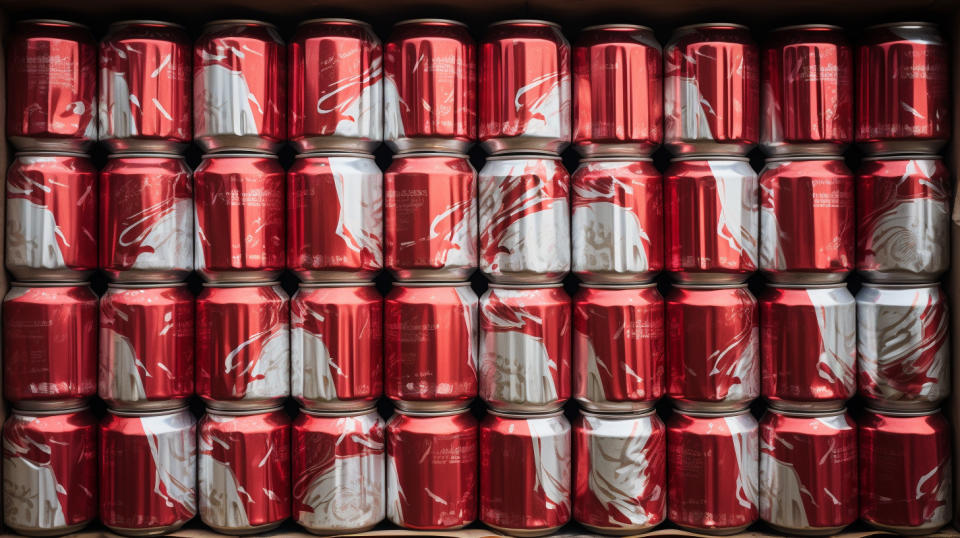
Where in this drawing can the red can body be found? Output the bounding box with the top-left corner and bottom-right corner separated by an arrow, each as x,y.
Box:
2,407 -> 98,536
291,283 -> 383,410
99,407 -> 197,534
196,283 -> 290,409
761,25 -> 852,155
480,410 -> 572,536
7,20 -> 97,151
289,19 -> 382,152
99,153 -> 194,282
385,19 -> 476,153
3,283 -> 97,409
5,152 -> 97,281
100,283 -> 195,411
385,283 -> 478,410
99,20 -> 191,153
194,153 -> 285,282
479,20 -> 571,154
386,408 -> 478,529
859,408 -> 952,533
385,153 -> 478,281
198,407 -> 291,533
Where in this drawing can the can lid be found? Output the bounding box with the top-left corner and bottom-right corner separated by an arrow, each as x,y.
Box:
673,22 -> 750,32
108,282 -> 188,289
394,406 -> 472,417
201,151 -> 278,159
670,154 -> 750,163
107,152 -> 184,159
203,281 -> 282,288
299,281 -> 377,288
579,408 -> 657,419
861,282 -> 940,290
580,282 -> 657,290
10,280 -> 90,287
488,19 -> 561,29
110,20 -> 186,30
204,405 -> 285,416
301,406 -> 379,418
581,156 -> 653,163
298,151 -> 375,159
486,152 -> 562,161
865,21 -> 938,31
204,19 -> 278,30
673,282 -> 748,290
770,282 -> 848,290
865,407 -> 941,417
392,151 -> 470,159
18,19 -> 91,30
487,407 -> 565,419
582,23 -> 654,33
12,404 -> 91,416
394,18 -> 468,27
299,18 -> 372,28
772,23 -> 844,32
767,406 -> 847,418
489,283 -> 564,289
109,404 -> 191,417
394,281 -> 473,288
765,154 -> 844,163
675,406 -> 752,418
14,150 -> 89,159
862,153 -> 941,162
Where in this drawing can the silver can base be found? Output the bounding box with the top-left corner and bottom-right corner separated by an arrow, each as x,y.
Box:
295,269 -> 380,283
297,521 -> 378,535
762,270 -> 849,285
482,137 -> 568,155
7,266 -> 93,283
579,521 -> 659,535
859,139 -> 946,155
102,139 -> 188,154
574,141 -> 658,157
387,137 -> 471,154
393,399 -> 472,412
206,520 -> 284,535
293,136 -> 380,154
863,519 -> 948,536
766,522 -> 850,536
8,136 -> 93,153
669,271 -> 750,285
392,266 -> 476,282
197,134 -> 283,153
675,523 -> 752,536
106,521 -> 190,537
200,269 -> 282,283
485,523 -> 565,537
6,520 -> 92,536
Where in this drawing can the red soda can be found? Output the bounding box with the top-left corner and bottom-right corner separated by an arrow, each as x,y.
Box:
665,23 -> 759,155
761,25 -> 853,155
198,407 -> 291,533
761,284 -> 856,411
479,154 -> 570,283
196,282 -> 290,409
666,284 -> 760,411
572,25 -> 662,156
194,152 -> 285,282
480,409 -> 572,536
194,19 -> 286,152
292,407 -> 386,534
385,282 -> 478,410
665,156 -> 759,283
99,20 -> 191,153
480,284 -> 571,413
857,22 -> 949,154
100,283 -> 194,411
386,408 -> 478,529
99,406 -> 197,535
291,283 -> 383,410
385,152 -> 478,281
3,283 -> 97,409
857,155 -> 950,283
573,283 -> 664,412
859,408 -> 952,533
5,152 -> 97,281
759,156 -> 854,283
289,18 -> 382,152
573,409 -> 666,534
384,19 -> 476,153
479,20 -> 571,154
857,283 -> 949,411
571,157 -> 663,283
99,153 -> 194,282
2,406 -> 97,536
759,408 -> 857,535
6,20 -> 97,151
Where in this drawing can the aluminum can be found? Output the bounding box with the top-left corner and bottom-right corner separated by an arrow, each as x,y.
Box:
289,18 -> 382,152
385,19 -> 476,153
3,283 -> 97,410
479,154 -> 570,283
7,20 -> 97,151
480,284 -> 571,413
292,407 -> 386,534
479,20 -> 571,154
5,152 -> 97,281
198,406 -> 291,534
573,24 -> 662,156
573,409 -> 666,534
196,282 -> 290,409
99,20 -> 191,153
761,284 -> 855,411
857,283 -> 949,411
480,409 -> 572,536
759,408 -> 857,535
666,284 -> 759,411
571,157 -> 663,283
291,283 -> 383,410
761,25 -> 852,155
100,283 -> 195,411
665,23 -> 759,155
194,19 -> 286,152
385,283 -> 478,410
99,406 -> 197,535
857,22 -> 949,154
99,153 -> 194,282
857,155 -> 950,283
859,408 -> 952,533
194,152 -> 285,282
665,156 -> 759,283
386,408 -> 478,529
573,283 -> 664,412
759,156 -> 854,283
385,152 -> 477,281
287,152 -> 383,282
2,406 -> 97,536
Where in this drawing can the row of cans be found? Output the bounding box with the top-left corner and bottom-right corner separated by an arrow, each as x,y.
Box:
3,404 -> 952,536
7,18 -> 950,156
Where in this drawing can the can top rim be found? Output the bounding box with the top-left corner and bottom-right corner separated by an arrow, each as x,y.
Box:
770,282 -> 848,290
15,150 -> 89,159
489,19 -> 561,29
110,20 -> 186,30
487,407 -> 565,418
676,407 -> 751,418
670,154 -> 750,162
18,19 -> 91,29
203,281 -> 281,288
394,281 -> 473,288
204,405 -> 285,416
768,407 -> 847,418
202,152 -> 278,159
865,21 -> 937,31
109,405 -> 190,417
11,281 -> 89,287
673,22 -> 749,32
108,282 -> 188,289
581,23 -> 654,32
861,282 -> 940,290
299,18 -> 372,28
580,282 -> 657,289
674,282 -> 748,290
108,152 -> 184,159
392,152 -> 470,159
486,152 -> 562,161
580,408 -> 657,418
866,407 -> 941,417
765,155 -> 844,163
299,282 -> 376,288
302,406 -> 378,417
394,18 -> 468,27
13,405 -> 90,416
203,19 -> 278,30
394,406 -> 472,417
490,283 -> 564,289
581,156 -> 653,163
298,151 -> 375,159
862,153 -> 941,161
772,23 -> 844,32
